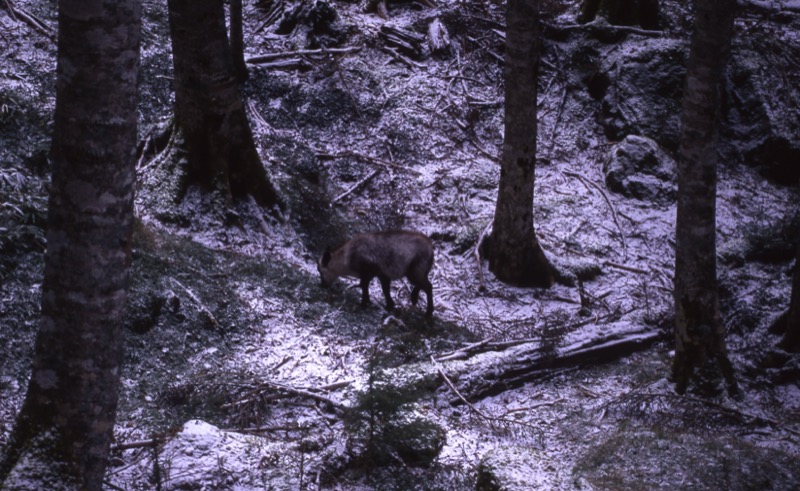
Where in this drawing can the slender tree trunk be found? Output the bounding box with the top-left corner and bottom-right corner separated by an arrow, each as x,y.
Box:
672,0 -> 738,397
486,0 -> 554,288
167,0 -> 279,207
0,1 -> 141,488
781,242 -> 800,352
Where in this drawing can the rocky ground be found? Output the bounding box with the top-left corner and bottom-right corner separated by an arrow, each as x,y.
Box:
2,0 -> 800,489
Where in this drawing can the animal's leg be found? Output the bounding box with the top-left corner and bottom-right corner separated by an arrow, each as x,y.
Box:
411,286 -> 421,306
379,276 -> 395,311
360,276 -> 373,307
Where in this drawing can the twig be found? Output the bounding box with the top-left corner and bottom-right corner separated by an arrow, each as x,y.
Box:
332,169 -> 380,205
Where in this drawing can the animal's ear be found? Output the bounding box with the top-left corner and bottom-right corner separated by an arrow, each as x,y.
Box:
322,248 -> 331,266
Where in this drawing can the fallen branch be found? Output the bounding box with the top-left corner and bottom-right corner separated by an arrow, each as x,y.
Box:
110,439 -> 161,452
450,327 -> 666,404
332,169 -> 380,205
317,150 -> 423,175
4,0 -> 55,41
546,20 -> 662,38
604,261 -> 649,275
248,58 -> 310,70
432,356 -> 543,439
564,170 -> 627,259
222,380 -> 348,413
436,338 -> 494,362
246,46 -> 361,64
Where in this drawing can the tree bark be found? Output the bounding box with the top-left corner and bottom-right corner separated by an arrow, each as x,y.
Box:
672,0 -> 738,397
487,0 -> 554,288
781,242 -> 800,352
0,1 -> 141,488
230,0 -> 249,82
167,0 -> 279,208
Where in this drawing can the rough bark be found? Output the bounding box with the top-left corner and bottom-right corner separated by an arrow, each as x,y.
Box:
167,0 -> 279,208
672,0 -> 738,397
781,242 -> 800,352
0,1 -> 141,488
486,0 -> 554,288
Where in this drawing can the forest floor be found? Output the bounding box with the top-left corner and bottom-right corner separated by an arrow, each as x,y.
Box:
2,0 -> 800,489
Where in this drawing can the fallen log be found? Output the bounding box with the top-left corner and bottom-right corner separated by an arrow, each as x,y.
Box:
452,325 -> 667,404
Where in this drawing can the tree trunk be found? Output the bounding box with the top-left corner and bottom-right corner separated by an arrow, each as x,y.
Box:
167,0 -> 279,208
781,242 -> 800,352
486,0 -> 554,288
0,1 -> 141,488
672,0 -> 738,397
230,0 -> 249,82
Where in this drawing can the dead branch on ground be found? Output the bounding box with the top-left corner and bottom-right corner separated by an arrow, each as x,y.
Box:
246,46 -> 361,64
332,169 -> 380,205
432,356 -> 544,440
3,0 -> 55,41
317,150 -> 423,175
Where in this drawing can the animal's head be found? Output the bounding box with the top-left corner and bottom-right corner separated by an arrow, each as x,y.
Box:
317,248 -> 336,288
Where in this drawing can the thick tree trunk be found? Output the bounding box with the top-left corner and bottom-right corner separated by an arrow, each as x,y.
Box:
672,0 -> 738,397
230,0 -> 249,82
781,242 -> 800,352
167,0 -> 279,208
0,1 -> 141,489
487,0 -> 554,288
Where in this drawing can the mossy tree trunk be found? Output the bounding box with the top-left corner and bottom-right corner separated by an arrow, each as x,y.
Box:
578,0 -> 660,29
672,0 -> 738,397
167,0 -> 279,208
0,1 -> 141,488
486,0 -> 554,288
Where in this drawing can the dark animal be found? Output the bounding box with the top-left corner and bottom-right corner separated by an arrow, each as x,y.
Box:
318,230 -> 434,317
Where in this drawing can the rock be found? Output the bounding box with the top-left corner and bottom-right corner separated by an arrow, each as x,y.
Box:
115,419 -> 302,490
476,446 -> 546,491
596,39 -> 687,150
722,46 -> 800,185
603,135 -> 676,205
591,34 -> 800,185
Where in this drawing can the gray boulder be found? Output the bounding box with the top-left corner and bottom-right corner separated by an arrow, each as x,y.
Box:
603,135 -> 676,205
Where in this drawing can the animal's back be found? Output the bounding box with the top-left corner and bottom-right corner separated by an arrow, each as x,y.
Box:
348,230 -> 433,280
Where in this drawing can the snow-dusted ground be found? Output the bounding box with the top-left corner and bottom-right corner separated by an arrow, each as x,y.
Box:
2,0 -> 800,489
